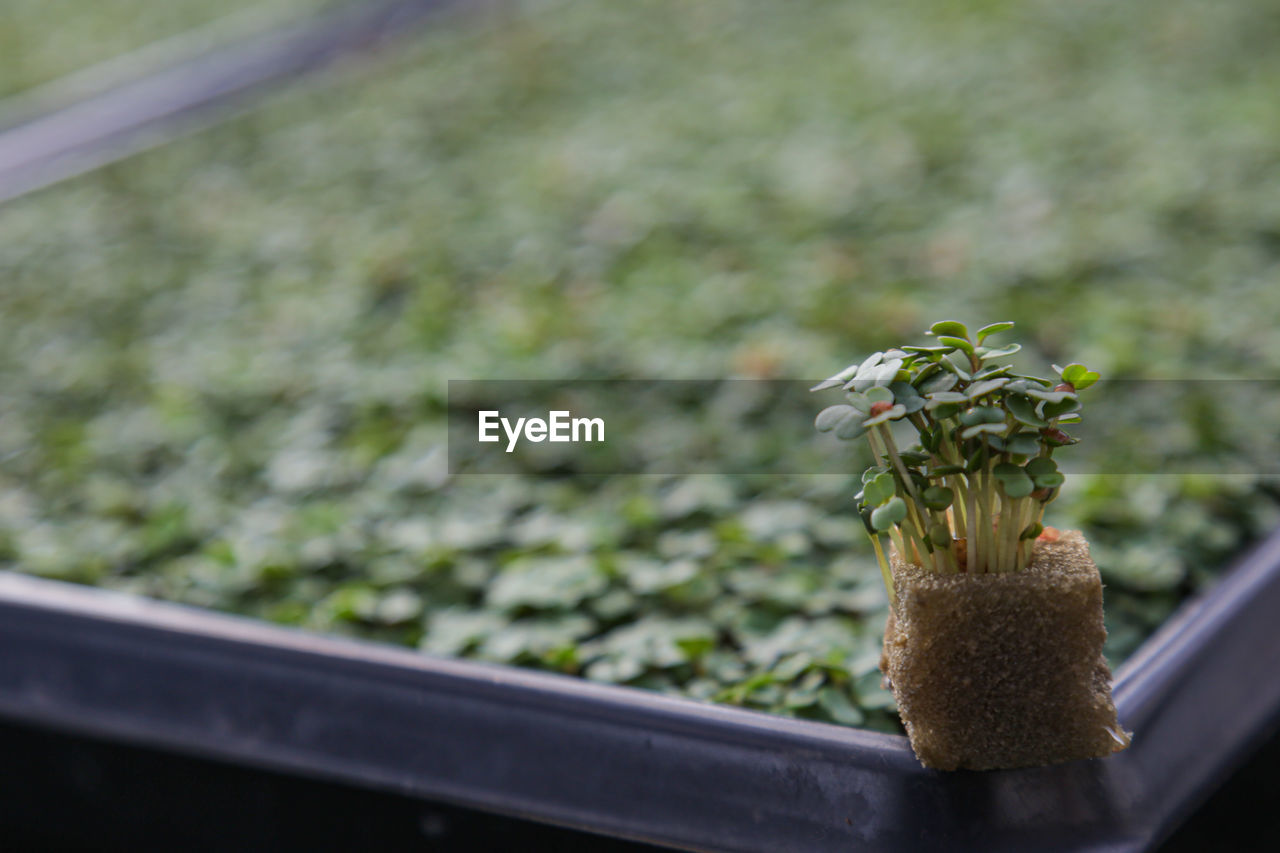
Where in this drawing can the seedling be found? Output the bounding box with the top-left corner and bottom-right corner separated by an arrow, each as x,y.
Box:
813,321 -> 1126,769
812,320 -> 1097,604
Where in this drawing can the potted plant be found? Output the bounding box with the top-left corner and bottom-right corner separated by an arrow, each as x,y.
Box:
812,320 -> 1130,770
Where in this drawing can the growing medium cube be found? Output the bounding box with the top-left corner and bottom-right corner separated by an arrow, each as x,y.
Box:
880,530 -> 1130,771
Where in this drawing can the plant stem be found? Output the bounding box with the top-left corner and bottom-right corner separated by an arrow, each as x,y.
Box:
872,424 -> 935,569
978,444 -> 992,572
996,489 -> 1007,572
887,525 -> 908,567
964,471 -> 977,573
870,534 -> 895,607
877,425 -> 921,503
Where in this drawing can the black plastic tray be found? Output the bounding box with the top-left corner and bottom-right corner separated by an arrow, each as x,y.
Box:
2,525 -> 1279,852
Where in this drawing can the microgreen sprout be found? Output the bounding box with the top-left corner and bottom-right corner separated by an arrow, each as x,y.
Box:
812,321 -> 1097,603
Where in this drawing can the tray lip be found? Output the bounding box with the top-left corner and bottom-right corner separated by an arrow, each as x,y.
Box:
2,524 -> 1279,852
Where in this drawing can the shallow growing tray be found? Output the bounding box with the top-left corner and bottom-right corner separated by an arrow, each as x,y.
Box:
2,525 -> 1280,852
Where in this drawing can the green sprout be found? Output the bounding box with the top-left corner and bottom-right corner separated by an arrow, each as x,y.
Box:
812,321 -> 1098,604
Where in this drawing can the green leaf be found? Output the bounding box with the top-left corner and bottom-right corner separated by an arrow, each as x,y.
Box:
858,508 -> 876,536
918,425 -> 940,453
888,382 -> 925,414
835,416 -> 869,440
863,472 -> 896,506
675,636 -> 715,661
1033,471 -> 1065,488
936,335 -> 974,357
1025,457 -> 1063,489
864,386 -> 894,404
920,371 -> 959,394
930,401 -> 963,420
979,343 -> 1022,359
940,353 -> 972,381
845,391 -> 872,413
993,463 -> 1034,498
928,522 -> 953,546
927,463 -> 966,477
922,486 -> 954,511
815,405 -> 858,433
1023,387 -> 1075,403
1025,457 -> 1057,477
1061,363 -> 1099,389
871,497 -> 907,531
858,351 -> 885,375
992,462 -> 1022,481
911,361 -> 943,384
928,320 -> 970,339
966,377 -> 1008,399
897,450 -> 930,466
972,363 -> 1014,380
1041,397 -> 1081,419
810,362 -> 861,392
1005,433 -> 1041,456
975,321 -> 1015,343
1006,394 -> 1047,427
960,423 -> 1004,439
898,395 -> 925,414
965,445 -> 984,472
959,406 -> 1004,426
926,391 -> 967,407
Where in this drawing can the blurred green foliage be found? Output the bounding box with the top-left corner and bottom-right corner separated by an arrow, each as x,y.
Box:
2,0 -> 1280,728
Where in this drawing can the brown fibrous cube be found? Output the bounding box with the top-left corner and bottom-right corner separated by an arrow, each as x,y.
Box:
880,530 -> 1131,771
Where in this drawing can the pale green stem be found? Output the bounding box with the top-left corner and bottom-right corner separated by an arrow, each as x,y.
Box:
873,424 -> 934,566
887,525 -> 908,566
996,489 -> 1008,572
876,425 -> 921,503
870,534 -> 895,608
977,449 -> 992,573
964,471 -> 977,572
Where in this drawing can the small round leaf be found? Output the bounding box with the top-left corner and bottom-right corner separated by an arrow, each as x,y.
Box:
920,371 -> 959,394
871,497 -> 907,531
1005,433 -> 1041,456
975,321 -> 1015,343
959,406 -> 1004,426
966,377 -> 1009,399
960,423 -> 1004,439
1040,398 -> 1082,420
863,472 -> 897,507
864,386 -> 894,404
978,343 -> 1022,359
1006,394 -> 1047,428
928,320 -> 970,339
815,405 -> 858,433
936,335 -> 974,357
922,486 -> 954,511
835,416 -> 869,440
